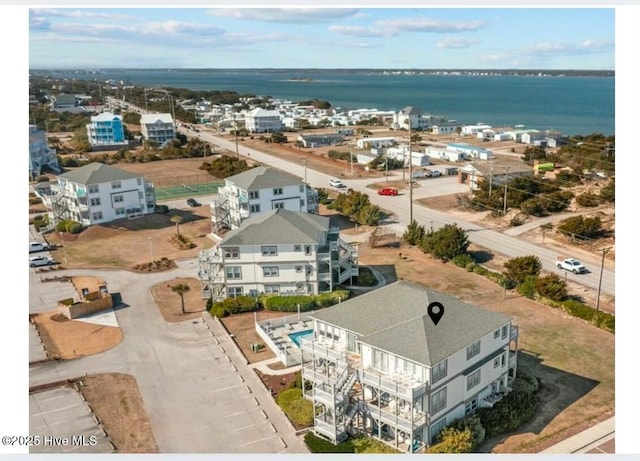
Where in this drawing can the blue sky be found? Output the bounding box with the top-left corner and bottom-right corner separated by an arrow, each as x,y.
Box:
29,8 -> 615,69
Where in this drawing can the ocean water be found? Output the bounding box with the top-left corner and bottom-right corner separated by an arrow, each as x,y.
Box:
32,69 -> 614,136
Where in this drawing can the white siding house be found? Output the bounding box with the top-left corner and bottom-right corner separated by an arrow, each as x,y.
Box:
43,163 -> 155,227
140,113 -> 176,147
301,282 -> 519,452
210,166 -> 318,233
245,108 -> 284,133
198,209 -> 358,299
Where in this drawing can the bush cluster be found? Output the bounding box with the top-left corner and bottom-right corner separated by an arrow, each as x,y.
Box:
55,219 -> 82,234
154,204 -> 169,214
209,296 -> 257,318
575,193 -> 602,207
304,433 -> 355,453
560,299 -> 615,332
33,214 -> 49,232
264,290 -> 350,312
332,190 -> 381,226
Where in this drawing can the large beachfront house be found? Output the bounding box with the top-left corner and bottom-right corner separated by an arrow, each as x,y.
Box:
245,108 -> 284,133
39,162 -> 155,227
300,281 -> 519,452
210,166 -> 318,233
140,113 -> 176,147
86,112 -> 127,149
198,209 -> 358,300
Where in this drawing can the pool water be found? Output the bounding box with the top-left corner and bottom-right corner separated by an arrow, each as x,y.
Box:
288,329 -> 313,348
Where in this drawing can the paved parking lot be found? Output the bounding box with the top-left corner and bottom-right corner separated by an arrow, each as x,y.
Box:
30,386 -> 114,453
29,321 -> 48,363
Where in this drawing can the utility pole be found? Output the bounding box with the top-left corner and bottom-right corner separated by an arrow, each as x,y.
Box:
302,158 -> 308,184
595,247 -> 610,312
488,158 -> 494,197
385,155 -> 388,183
408,120 -> 413,223
234,113 -> 239,159
502,166 -> 510,216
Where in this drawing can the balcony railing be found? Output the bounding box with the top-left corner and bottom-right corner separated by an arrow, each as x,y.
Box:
362,401 -> 426,432
361,369 -> 427,399
510,325 -> 519,340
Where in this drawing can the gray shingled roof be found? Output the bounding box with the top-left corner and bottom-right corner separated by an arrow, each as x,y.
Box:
221,209 -> 330,246
310,281 -> 512,366
401,106 -> 424,116
226,166 -> 303,190
57,163 -> 141,185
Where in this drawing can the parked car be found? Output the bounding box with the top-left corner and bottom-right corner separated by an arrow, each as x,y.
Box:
430,170 -> 442,177
29,256 -> 57,267
186,198 -> 200,207
377,187 -> 399,196
29,241 -> 50,253
329,178 -> 346,188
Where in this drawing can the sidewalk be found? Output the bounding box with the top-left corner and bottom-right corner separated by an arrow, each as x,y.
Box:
541,417 -> 614,453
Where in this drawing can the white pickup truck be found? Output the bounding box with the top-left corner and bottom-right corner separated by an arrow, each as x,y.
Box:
556,257 -> 588,274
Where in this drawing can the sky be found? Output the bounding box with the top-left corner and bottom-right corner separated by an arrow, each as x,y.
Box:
29,7 -> 616,70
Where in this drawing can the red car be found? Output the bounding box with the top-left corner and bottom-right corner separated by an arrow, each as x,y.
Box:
377,187 -> 398,196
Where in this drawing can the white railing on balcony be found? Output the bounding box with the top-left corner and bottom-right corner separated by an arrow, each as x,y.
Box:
300,336 -> 347,363
361,369 -> 427,399
510,325 -> 519,340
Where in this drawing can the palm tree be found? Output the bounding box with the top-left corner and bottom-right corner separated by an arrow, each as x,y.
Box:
170,214 -> 184,237
171,283 -> 191,314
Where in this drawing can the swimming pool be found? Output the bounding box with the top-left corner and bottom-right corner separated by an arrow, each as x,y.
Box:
288,329 -> 313,348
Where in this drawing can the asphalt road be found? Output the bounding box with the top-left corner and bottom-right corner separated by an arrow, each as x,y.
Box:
191,128 -> 615,297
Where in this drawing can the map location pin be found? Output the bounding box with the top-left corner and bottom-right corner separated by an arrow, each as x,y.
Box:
427,302 -> 444,326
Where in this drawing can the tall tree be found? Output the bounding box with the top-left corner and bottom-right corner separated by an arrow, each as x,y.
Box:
171,283 -> 191,315
171,214 -> 184,237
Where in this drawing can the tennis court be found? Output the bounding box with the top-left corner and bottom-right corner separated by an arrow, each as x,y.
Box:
155,182 -> 223,201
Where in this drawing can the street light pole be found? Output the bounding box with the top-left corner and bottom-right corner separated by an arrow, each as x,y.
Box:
234,113 -> 240,159
408,121 -> 413,223
502,166 -> 510,216
148,236 -> 153,262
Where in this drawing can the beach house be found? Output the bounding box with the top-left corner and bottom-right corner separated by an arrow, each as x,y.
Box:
86,112 -> 127,149
29,125 -> 60,177
140,113 -> 176,147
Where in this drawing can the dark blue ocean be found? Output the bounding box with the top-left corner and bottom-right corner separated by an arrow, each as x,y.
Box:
32,69 -> 614,136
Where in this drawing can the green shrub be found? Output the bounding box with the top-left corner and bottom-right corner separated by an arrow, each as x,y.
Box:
477,373 -> 539,437
465,262 -> 476,272
209,303 -> 229,318
452,253 -> 474,268
304,433 -> 355,453
35,175 -> 50,183
276,388 -> 313,427
450,413 -> 486,450
535,274 -> 568,301
55,219 -> 82,234
264,290 -> 349,312
427,427 -> 473,453
403,220 -> 426,245
472,264 -> 489,276
155,204 -> 169,214
517,275 -> 538,299
33,214 -> 49,232
504,255 -> 542,284
576,193 -> 602,207
352,437 -> 400,453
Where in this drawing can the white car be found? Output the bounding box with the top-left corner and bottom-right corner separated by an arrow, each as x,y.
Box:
329,178 -> 346,188
29,241 -> 50,253
29,256 -> 57,267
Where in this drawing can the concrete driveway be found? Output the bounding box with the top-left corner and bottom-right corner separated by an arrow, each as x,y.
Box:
29,261 -> 307,453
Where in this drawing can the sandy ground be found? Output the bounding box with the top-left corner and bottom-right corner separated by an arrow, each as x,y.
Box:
150,277 -> 207,323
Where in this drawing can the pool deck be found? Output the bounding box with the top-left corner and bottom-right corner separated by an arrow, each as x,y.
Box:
257,315 -> 315,367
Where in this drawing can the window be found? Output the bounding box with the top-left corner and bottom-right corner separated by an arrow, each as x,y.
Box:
494,357 -> 500,368
467,369 -> 481,390
273,202 -> 284,210
295,266 -> 303,273
261,246 -> 277,256
111,180 -> 122,189
227,287 -> 243,298
250,204 -> 261,213
88,185 -> 99,194
264,285 -> 279,294
224,247 -> 240,259
137,178 -> 142,186
294,245 -> 302,252
273,187 -> 283,195
305,245 -> 312,255
306,266 -> 313,275
263,267 -> 279,277
299,185 -> 304,193
226,266 -> 242,280
431,417 -> 447,443
90,197 -> 101,206
501,354 -> 506,367
249,190 -> 259,200
113,195 -> 124,203
373,349 -> 388,372
307,284 -> 313,294
138,191 -> 143,199
467,341 -> 481,360
91,212 -> 103,221
502,325 -> 509,339
431,387 -> 447,414
432,359 -> 448,383
465,398 -> 478,415
115,207 -> 125,216
494,329 -> 500,339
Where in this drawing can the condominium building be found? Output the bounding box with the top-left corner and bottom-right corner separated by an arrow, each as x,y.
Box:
210,166 -> 318,233
300,281 -> 519,452
29,125 -> 60,177
198,209 -> 358,300
245,108 -> 284,133
43,162 -> 155,227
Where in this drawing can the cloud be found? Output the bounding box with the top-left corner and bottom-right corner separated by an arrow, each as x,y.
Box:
141,21 -> 226,37
377,17 -> 486,34
437,37 -> 479,49
328,25 -> 392,38
525,39 -> 614,56
208,8 -> 359,24
30,8 -> 131,20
